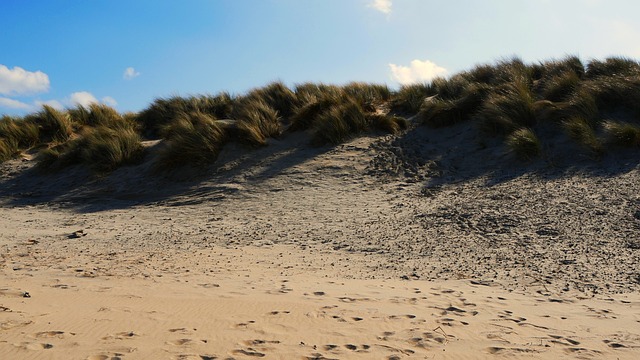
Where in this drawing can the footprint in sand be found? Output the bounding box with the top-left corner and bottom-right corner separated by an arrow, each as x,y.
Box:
35,330 -> 69,339
167,339 -> 193,346
169,328 -> 196,335
267,310 -> 290,315
304,353 -> 338,360
14,342 -> 54,350
343,344 -> 370,352
486,346 -> 540,355
233,320 -> 256,329
242,339 -> 281,346
102,331 -> 138,341
231,348 -> 266,357
603,339 -> 627,348
87,356 -> 121,360
1,320 -> 33,330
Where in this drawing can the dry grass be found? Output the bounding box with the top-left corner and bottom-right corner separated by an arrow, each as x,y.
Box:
0,138 -> 18,162
420,83 -> 491,128
154,112 -> 225,170
391,83 -> 436,113
25,105 -> 73,143
232,98 -> 282,146
506,128 -> 541,160
478,80 -> 536,135
312,100 -> 369,145
367,113 -> 408,134
0,115 -> 40,149
602,120 -> 640,148
562,116 -> 603,155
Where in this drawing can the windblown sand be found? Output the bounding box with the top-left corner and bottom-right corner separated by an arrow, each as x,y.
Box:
1,130 -> 639,359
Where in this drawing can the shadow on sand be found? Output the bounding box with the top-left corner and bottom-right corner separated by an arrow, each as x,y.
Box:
0,132 -> 333,213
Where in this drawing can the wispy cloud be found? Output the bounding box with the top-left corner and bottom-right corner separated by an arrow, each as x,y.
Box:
389,59 -> 448,85
0,65 -> 50,96
0,96 -> 33,110
123,67 -> 140,80
369,0 -> 392,14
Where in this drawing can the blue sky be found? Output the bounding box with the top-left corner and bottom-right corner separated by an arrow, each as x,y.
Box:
1,0 -> 639,115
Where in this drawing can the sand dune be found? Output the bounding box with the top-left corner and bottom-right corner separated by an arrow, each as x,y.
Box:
1,132 -> 640,359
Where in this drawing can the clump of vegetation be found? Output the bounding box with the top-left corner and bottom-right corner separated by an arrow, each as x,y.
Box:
0,115 -> 40,149
506,128 -> 541,160
26,105 -> 73,143
479,79 -> 536,135
232,98 -> 282,146
585,57 -> 640,79
391,83 -> 436,113
602,120 -> 640,148
137,93 -> 235,138
37,125 -> 144,173
419,83 -> 491,127
342,82 -> 391,108
312,100 -> 369,145
288,95 -> 339,132
562,116 -> 603,155
77,126 -> 144,173
367,113 -> 408,134
154,111 -> 225,170
541,71 -> 582,102
242,81 -> 298,119
0,138 -> 18,162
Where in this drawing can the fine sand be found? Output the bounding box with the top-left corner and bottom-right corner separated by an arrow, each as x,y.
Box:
1,127 -> 640,359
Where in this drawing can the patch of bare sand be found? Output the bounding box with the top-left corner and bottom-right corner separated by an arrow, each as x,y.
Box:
1,129 -> 640,359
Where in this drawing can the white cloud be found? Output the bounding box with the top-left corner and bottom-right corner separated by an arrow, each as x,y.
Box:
369,0 -> 392,14
123,67 -> 140,80
389,59 -> 449,85
0,97 -> 33,111
35,99 -> 64,110
102,96 -> 118,107
70,91 -> 99,107
0,65 -> 50,96
68,91 -> 117,108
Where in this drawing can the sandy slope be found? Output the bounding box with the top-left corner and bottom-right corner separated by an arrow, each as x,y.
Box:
1,127 -> 640,359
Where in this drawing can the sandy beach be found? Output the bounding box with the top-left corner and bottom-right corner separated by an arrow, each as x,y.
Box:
2,131 -> 640,359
